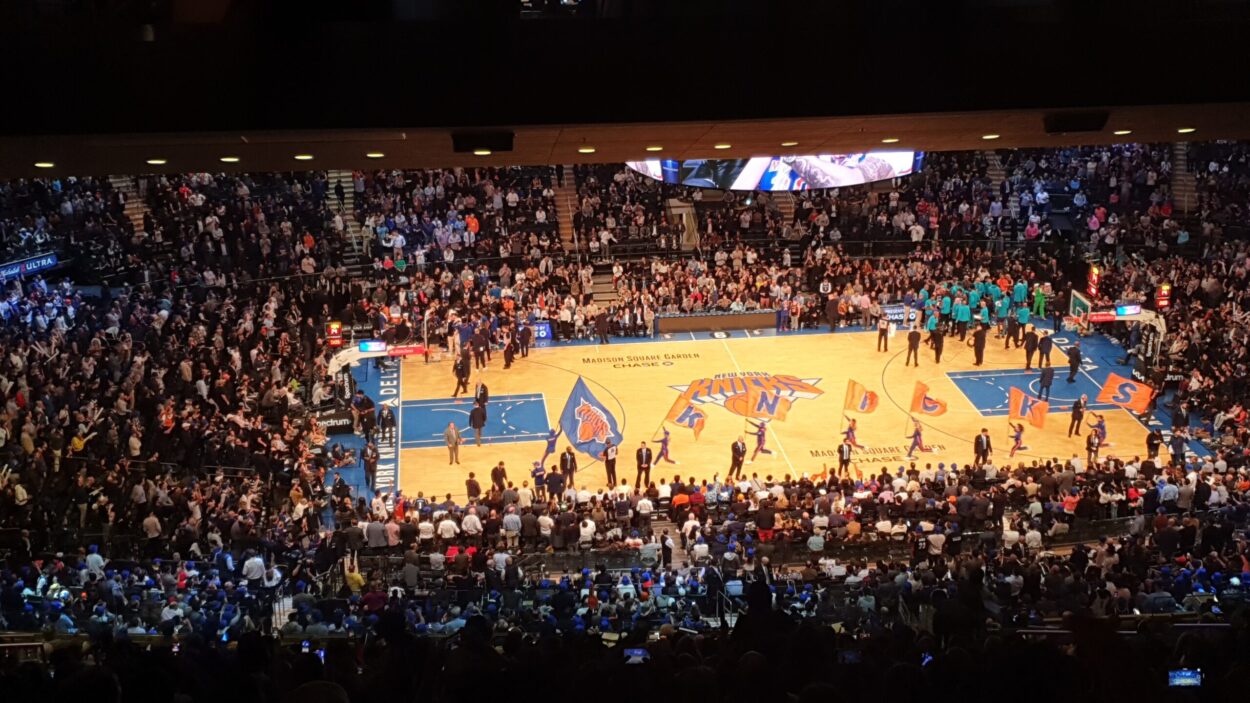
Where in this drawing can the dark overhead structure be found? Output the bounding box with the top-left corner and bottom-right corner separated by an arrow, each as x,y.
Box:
1,1 -> 1248,175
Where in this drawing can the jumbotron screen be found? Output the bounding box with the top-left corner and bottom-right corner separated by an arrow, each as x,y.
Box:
626,151 -> 922,191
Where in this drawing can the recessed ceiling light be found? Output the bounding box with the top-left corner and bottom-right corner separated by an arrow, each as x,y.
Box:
472,149 -> 492,156
980,134 -> 1001,141
293,154 -> 314,161
365,151 -> 385,159
780,141 -> 799,147
145,158 -> 167,166
1177,127 -> 1196,134
33,161 -> 55,169
220,156 -> 240,163
1112,130 -> 1132,136
644,145 -> 663,152
881,137 -> 900,144
577,146 -> 596,154
713,143 -> 732,150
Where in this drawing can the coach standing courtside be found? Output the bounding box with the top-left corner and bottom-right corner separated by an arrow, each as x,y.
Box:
444,422 -> 462,465
974,428 -> 993,466
635,441 -> 653,489
729,436 -> 747,479
905,325 -> 921,366
1068,394 -> 1087,437
560,446 -> 578,488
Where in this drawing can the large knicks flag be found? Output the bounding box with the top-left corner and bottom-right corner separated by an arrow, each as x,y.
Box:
664,390 -> 708,440
844,379 -> 879,414
738,385 -> 793,421
559,377 -> 622,458
1008,387 -> 1049,429
910,381 -> 948,416
1096,372 -> 1154,414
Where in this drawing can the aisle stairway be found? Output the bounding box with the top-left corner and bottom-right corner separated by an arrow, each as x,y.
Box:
649,516 -> 689,565
327,169 -> 371,275
552,165 -> 579,249
107,174 -> 149,234
771,191 -> 795,224
983,149 -> 1006,191
1171,142 -> 1197,214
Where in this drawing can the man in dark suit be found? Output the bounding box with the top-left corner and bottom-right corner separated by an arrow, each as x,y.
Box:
837,438 -> 854,477
972,324 -> 987,366
635,441 -> 653,489
452,353 -> 470,397
470,329 -> 489,370
1037,330 -> 1053,367
595,312 -> 611,344
729,436 -> 747,479
1066,341 -> 1082,383
559,447 -> 578,487
1038,365 -> 1055,400
517,322 -> 533,358
1022,326 -> 1039,369
932,327 -> 945,363
905,325 -> 922,366
469,401 -> 487,446
474,379 -> 489,406
1068,394 -> 1087,437
974,428 -> 993,466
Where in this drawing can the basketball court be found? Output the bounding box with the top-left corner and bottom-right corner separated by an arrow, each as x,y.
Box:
364,323 -> 1181,501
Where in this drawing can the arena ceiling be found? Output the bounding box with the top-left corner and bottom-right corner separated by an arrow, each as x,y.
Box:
2,1 -> 1248,177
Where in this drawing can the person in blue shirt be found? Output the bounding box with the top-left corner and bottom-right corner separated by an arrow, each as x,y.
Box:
995,297 -> 1012,337
654,428 -> 679,464
1016,303 -> 1031,328
940,294 -> 953,320
954,299 -> 972,340
1013,280 -> 1028,304
978,302 -> 992,326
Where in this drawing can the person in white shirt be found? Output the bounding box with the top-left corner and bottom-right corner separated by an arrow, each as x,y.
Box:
436,517 -> 460,541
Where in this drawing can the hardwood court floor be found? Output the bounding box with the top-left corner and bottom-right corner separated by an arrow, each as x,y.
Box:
394,329 -> 1155,501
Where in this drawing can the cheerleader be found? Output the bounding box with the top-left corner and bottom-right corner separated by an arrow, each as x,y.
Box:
905,417 -> 928,459
538,427 -> 562,467
842,415 -> 866,449
1008,421 -> 1027,457
1087,413 -> 1108,447
653,427 -> 679,464
747,419 -> 773,463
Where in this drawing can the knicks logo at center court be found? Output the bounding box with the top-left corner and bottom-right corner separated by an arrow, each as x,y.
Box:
574,399 -> 612,443
670,372 -> 823,422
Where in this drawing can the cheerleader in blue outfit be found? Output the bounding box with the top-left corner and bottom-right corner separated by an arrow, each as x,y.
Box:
539,427 -> 562,467
905,417 -> 928,459
1008,421 -> 1027,457
653,427 -> 679,464
747,420 -> 773,463
842,416 -> 866,449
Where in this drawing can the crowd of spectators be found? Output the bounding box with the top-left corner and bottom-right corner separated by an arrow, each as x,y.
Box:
1188,141 -> 1250,229
570,163 -> 678,257
4,147 -> 1250,701
351,166 -> 564,271
0,177 -> 130,272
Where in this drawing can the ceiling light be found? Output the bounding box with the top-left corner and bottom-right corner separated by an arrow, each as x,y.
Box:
365,151 -> 385,159
145,158 -> 167,166
713,143 -> 732,150
780,141 -> 799,147
33,161 -> 55,169
472,149 -> 492,156
577,146 -> 596,154
1112,130 -> 1132,136
880,137 -> 900,144
644,145 -> 663,152
293,154 -> 314,161
1177,127 -> 1196,134
980,134 -> 1001,141
220,156 -> 240,163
